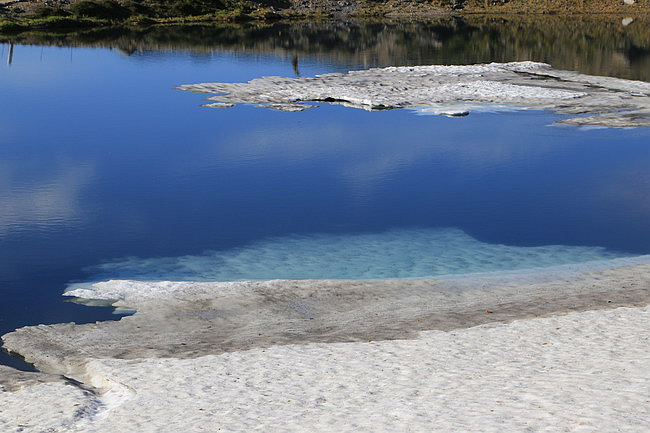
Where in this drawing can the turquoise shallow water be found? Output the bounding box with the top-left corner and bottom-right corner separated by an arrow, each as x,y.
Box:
87,227 -> 630,282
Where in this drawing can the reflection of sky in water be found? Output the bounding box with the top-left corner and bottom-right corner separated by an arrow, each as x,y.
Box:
0,162 -> 93,235
0,42 -> 650,369
1,44 -> 649,257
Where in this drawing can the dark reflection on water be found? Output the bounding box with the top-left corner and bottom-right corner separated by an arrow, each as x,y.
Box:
2,16 -> 650,80
0,17 -> 650,369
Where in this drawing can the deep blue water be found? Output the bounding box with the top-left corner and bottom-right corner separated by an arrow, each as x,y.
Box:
1,23 -> 650,368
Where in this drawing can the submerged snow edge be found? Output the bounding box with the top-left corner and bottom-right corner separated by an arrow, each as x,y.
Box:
3,255 -> 650,379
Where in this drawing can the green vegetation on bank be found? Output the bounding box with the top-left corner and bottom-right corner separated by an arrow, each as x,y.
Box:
0,0 -> 318,33
1,0 -> 648,33
0,16 -> 107,32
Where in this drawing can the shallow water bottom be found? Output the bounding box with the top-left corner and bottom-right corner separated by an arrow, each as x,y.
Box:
84,227 -> 631,283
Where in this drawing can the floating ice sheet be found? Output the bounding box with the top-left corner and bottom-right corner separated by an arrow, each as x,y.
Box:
82,228 -> 631,283
178,61 -> 650,127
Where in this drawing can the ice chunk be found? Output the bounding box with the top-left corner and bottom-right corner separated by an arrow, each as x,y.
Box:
178,62 -> 650,127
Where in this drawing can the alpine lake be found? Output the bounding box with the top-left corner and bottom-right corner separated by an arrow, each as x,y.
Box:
1,15 -> 649,369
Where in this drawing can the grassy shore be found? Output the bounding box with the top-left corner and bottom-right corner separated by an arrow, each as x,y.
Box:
0,2 -> 312,33
0,0 -> 347,34
2,0 -> 646,34
463,0 -> 649,14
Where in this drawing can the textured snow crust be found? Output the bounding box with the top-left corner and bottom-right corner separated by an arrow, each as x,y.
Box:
3,305 -> 650,432
2,258 -> 650,432
178,61 -> 650,127
4,260 -> 650,377
76,306 -> 650,432
0,366 -> 133,433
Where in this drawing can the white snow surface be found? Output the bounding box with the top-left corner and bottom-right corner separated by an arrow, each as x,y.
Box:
3,305 -> 650,432
3,247 -> 650,432
178,61 -> 650,127
0,382 -> 94,432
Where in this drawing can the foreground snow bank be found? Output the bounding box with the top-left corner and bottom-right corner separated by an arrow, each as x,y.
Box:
2,259 -> 650,431
2,304 -> 650,432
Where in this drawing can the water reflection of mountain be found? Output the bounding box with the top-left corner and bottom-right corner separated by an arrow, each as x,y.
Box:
3,16 -> 650,80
